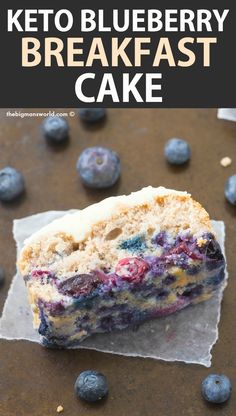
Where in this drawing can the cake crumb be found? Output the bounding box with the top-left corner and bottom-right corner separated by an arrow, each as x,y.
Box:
165,324 -> 170,332
220,157 -> 232,167
57,405 -> 64,413
197,237 -> 207,247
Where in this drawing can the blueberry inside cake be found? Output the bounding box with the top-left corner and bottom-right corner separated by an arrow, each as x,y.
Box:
18,187 -> 225,348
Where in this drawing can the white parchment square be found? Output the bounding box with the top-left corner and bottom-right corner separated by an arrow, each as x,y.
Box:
0,212 -> 227,367
218,108 -> 236,122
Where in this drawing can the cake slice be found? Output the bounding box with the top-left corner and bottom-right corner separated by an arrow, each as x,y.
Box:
18,187 -> 225,348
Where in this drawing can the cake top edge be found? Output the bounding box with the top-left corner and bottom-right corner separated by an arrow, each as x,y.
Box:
23,186 -> 189,246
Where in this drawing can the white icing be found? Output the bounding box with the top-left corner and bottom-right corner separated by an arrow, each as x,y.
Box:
24,186 -> 188,246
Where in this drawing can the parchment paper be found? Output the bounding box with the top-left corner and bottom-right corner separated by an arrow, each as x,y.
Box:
218,108 -> 236,122
0,212 -> 227,367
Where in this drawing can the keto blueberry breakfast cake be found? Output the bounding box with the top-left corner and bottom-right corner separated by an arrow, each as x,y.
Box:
18,187 -> 225,348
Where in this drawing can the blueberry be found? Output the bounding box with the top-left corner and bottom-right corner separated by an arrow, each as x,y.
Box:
186,264 -> 201,275
225,174 -> 236,205
100,316 -> 115,331
199,235 -> 224,262
0,266 -> 5,286
115,257 -> 149,283
75,370 -> 108,402
206,268 -> 225,286
0,166 -> 25,202
77,146 -> 120,189
79,108 -> 106,123
119,235 -> 146,253
164,138 -> 191,165
42,116 -> 69,143
182,284 -> 203,298
201,374 -> 232,404
163,274 -> 176,285
152,231 -> 167,247
38,307 -> 50,336
58,274 -> 101,297
38,318 -> 49,336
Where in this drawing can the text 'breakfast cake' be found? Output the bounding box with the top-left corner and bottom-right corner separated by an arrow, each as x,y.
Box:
18,187 -> 226,348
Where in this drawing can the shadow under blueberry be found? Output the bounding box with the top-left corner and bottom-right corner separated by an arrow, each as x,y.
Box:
81,177 -> 122,204
166,160 -> 190,174
0,189 -> 27,208
79,115 -> 107,132
76,392 -> 109,409
203,399 -> 230,412
45,136 -> 71,153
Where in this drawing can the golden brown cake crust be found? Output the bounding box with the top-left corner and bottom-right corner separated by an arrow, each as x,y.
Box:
18,187 -> 212,278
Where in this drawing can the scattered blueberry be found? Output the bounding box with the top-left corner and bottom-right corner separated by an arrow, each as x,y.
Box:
225,174 -> 236,205
75,370 -> 109,402
0,266 -> 5,286
77,146 -> 120,189
79,108 -> 106,123
201,374 -> 232,404
0,166 -> 25,202
164,138 -> 191,165
42,116 -> 69,143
